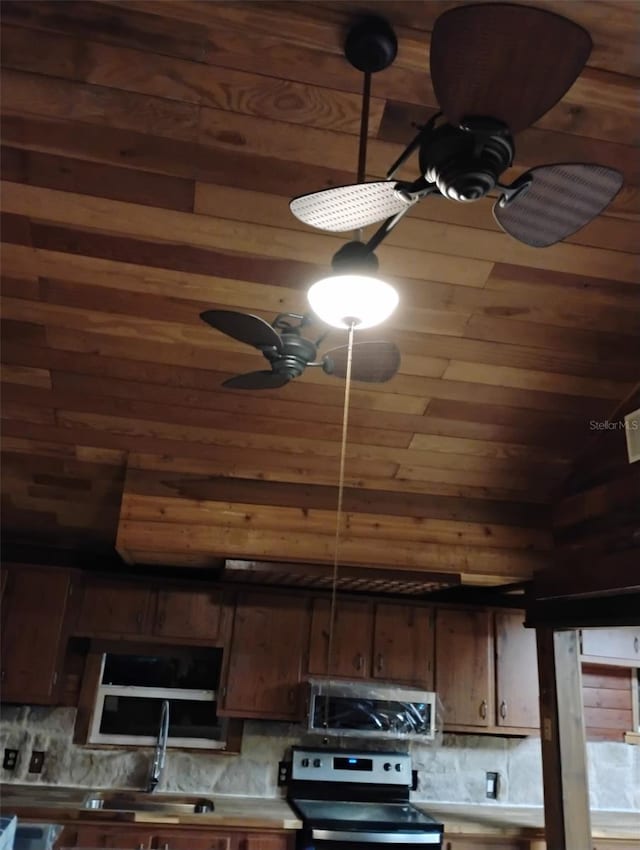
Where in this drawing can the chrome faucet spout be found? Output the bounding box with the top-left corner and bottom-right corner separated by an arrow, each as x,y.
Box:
147,699 -> 170,793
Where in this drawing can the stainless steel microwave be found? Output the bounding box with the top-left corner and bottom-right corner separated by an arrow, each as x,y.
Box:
307,678 -> 436,741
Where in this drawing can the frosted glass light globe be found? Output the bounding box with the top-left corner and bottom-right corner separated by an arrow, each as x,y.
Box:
307,274 -> 398,329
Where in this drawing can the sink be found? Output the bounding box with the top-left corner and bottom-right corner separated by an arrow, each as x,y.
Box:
82,791 -> 214,814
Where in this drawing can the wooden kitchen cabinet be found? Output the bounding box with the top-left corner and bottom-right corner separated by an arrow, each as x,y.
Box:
237,836 -> 295,850
581,627 -> 640,666
308,597 -> 373,678
308,597 -> 434,686
69,825 -> 152,848
436,607 -> 493,728
0,565 -> 72,704
74,578 -> 228,644
436,607 -> 540,734
154,831 -> 234,849
75,578 -> 153,637
66,825 -> 295,850
220,591 -> 309,720
154,588 -> 227,643
373,602 -> 434,687
495,611 -> 540,730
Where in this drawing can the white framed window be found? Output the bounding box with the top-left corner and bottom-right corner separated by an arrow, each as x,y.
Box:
87,648 -> 229,750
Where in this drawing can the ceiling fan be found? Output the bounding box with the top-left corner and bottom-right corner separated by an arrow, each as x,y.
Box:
200,309 -> 400,390
290,4 -> 623,249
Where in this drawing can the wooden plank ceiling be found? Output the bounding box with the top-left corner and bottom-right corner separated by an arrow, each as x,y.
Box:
1,0 -> 638,586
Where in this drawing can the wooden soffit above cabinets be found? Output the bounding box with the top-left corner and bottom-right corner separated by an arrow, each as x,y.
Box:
1,1 -> 638,583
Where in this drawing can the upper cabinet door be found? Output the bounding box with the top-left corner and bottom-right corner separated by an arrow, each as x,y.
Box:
221,592 -> 309,720
435,607 -> 493,727
75,580 -> 153,637
308,597 -> 373,679
154,589 -> 227,643
495,611 -> 540,730
581,628 -> 640,666
373,603 -> 434,687
1,566 -> 71,704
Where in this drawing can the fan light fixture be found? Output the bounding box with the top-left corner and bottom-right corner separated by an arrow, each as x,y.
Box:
307,240 -> 398,330
308,273 -> 398,330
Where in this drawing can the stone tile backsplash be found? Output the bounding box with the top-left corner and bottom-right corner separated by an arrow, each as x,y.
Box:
1,705 -> 638,810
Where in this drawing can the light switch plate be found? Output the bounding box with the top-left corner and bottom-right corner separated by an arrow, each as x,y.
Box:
486,771 -> 499,799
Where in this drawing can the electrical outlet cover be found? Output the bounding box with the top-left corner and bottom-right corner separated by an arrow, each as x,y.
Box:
3,749 -> 18,770
28,750 -> 45,773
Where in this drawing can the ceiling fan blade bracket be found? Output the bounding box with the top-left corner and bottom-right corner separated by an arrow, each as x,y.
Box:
386,111 -> 441,180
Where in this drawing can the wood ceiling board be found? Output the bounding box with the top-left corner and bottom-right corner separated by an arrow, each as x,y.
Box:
1,1 -> 638,581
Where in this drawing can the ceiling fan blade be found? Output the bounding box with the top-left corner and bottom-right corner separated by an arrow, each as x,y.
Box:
323,342 -> 401,383
430,4 -> 592,134
223,371 -> 290,390
494,164 -> 623,248
201,310 -> 282,351
290,182 -> 412,232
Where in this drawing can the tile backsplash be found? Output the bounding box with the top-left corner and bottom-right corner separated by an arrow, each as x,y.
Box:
1,705 -> 638,810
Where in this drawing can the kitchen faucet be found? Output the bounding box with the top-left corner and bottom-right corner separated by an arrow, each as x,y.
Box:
146,699 -> 170,793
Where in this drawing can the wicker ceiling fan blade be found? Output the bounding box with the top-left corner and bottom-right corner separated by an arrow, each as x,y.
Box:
290,182 -> 412,232
323,342 -> 401,383
494,163 -> 623,247
223,371 -> 290,390
430,4 -> 592,134
200,310 -> 282,351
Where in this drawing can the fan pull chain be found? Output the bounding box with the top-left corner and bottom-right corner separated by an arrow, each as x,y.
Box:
324,321 -> 356,728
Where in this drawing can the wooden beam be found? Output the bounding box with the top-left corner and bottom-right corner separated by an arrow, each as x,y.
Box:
536,628 -> 591,850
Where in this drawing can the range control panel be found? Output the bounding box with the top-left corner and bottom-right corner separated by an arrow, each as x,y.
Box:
291,747 -> 411,785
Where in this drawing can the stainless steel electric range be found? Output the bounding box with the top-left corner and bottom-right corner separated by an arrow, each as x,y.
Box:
287,747 -> 443,848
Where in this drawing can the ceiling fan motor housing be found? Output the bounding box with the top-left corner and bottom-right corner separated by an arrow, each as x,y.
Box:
419,122 -> 514,202
266,333 -> 318,379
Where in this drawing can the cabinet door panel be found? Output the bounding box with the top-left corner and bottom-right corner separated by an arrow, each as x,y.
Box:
495,611 -> 540,729
373,603 -> 433,687
308,597 -> 372,678
436,608 -> 492,727
72,826 -> 151,848
155,831 -> 233,849
222,592 -> 307,719
75,580 -> 152,637
1,566 -> 70,704
239,836 -> 294,850
155,589 -> 225,642
582,627 -> 640,665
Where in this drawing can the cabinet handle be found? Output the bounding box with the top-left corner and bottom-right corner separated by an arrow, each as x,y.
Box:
135,611 -> 143,627
376,653 -> 384,673
288,688 -> 296,705
157,611 -> 165,630
479,700 -> 487,719
500,700 -> 507,720
634,636 -> 639,653
355,653 -> 364,671
1,670 -> 5,682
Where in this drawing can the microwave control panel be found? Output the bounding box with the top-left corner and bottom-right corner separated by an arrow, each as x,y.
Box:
291,748 -> 411,785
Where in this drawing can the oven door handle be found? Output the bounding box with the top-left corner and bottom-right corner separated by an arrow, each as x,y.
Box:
311,828 -> 441,844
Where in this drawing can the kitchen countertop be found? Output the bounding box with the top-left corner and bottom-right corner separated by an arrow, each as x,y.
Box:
2,785 -> 639,842
0,785 -> 302,831
415,802 -> 640,841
